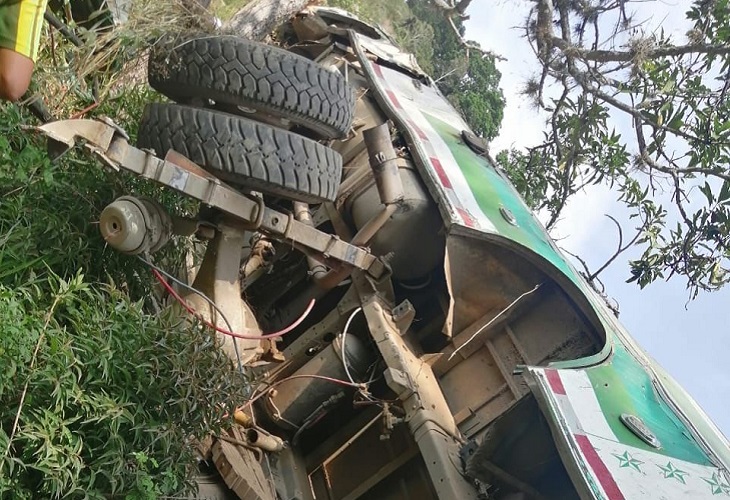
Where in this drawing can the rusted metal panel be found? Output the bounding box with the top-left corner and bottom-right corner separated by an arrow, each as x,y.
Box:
211,438 -> 274,500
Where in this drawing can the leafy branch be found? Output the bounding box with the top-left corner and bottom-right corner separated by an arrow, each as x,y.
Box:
507,0 -> 730,296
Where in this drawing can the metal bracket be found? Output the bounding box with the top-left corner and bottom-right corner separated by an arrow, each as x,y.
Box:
350,269 -> 480,499
383,368 -> 415,400
37,118 -> 382,274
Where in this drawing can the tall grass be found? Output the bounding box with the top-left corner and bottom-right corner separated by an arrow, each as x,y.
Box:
1,3 -> 247,497
35,0 -> 216,117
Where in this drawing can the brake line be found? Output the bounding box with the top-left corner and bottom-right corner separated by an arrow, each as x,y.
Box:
147,262 -> 316,340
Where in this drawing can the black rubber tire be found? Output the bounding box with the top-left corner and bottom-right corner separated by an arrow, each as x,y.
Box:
147,35 -> 355,139
137,103 -> 343,203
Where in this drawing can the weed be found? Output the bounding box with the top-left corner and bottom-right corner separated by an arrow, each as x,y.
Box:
0,4 -> 244,495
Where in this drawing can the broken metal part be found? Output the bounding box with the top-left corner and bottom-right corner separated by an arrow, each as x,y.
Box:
245,428 -> 285,453
36,119 -> 383,277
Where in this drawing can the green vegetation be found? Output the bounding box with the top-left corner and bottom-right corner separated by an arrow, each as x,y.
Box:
513,0 -> 730,296
325,0 -> 505,141
0,101 -> 247,498
0,3 -> 246,498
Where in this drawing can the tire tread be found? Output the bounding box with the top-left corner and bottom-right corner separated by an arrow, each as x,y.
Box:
148,36 -> 355,139
137,103 -> 342,202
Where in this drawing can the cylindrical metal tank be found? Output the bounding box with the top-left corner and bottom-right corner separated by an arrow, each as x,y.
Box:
263,334 -> 372,429
348,161 -> 444,281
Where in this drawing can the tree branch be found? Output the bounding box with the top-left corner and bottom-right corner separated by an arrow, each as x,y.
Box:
588,214 -> 645,281
569,67 -> 730,151
455,0 -> 474,16
562,247 -> 605,292
431,0 -> 473,17
223,0 -> 309,40
580,43 -> 730,63
444,15 -> 507,61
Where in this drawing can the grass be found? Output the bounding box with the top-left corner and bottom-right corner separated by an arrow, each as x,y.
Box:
210,0 -> 253,21
35,0 -> 216,116
0,3 -> 250,497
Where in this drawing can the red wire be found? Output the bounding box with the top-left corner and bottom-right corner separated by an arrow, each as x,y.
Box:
151,268 -> 315,340
70,101 -> 100,120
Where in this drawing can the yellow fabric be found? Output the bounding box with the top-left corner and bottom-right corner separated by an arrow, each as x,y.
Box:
0,0 -> 47,61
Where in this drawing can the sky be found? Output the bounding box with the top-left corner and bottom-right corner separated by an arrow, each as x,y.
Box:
464,0 -> 730,436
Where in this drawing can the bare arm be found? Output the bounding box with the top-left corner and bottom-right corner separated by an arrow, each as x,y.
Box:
0,48 -> 34,101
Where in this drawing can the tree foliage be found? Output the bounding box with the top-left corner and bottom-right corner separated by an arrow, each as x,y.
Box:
504,0 -> 730,297
407,0 -> 504,140
326,0 -> 505,140
450,54 -> 504,139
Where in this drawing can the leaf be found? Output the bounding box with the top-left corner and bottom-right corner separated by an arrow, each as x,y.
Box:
700,182 -> 715,204
719,180 -> 730,203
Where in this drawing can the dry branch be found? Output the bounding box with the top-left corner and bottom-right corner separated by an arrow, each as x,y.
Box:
223,0 -> 311,40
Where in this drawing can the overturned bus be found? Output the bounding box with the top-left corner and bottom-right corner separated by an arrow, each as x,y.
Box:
39,6 -> 730,500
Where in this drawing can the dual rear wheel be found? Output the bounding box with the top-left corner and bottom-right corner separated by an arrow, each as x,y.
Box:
138,35 -> 354,202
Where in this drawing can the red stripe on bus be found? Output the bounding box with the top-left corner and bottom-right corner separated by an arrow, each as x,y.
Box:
456,208 -> 476,228
386,90 -> 402,109
408,119 -> 429,141
373,63 -> 384,78
430,157 -> 452,189
575,434 -> 626,500
545,369 -> 566,395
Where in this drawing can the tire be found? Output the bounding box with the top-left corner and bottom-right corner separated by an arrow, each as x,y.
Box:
148,35 -> 355,139
137,103 -> 343,203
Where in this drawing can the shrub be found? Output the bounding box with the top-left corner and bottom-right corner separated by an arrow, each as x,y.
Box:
0,273 -> 247,498
0,54 -> 246,499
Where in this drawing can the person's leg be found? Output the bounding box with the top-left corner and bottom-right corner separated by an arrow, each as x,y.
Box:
0,0 -> 47,101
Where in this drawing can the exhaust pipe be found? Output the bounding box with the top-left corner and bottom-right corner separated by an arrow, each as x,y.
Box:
245,428 -> 285,452
295,123 -> 404,290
